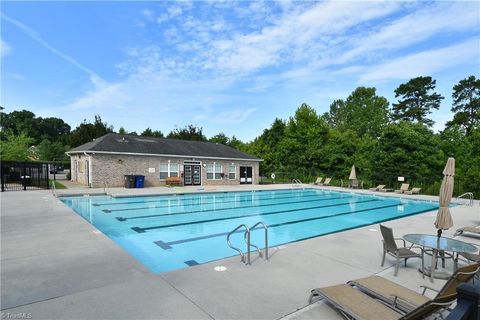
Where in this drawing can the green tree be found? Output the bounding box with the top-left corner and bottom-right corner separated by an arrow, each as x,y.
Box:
0,131 -> 34,161
374,122 -> 444,186
391,76 -> 444,127
141,128 -> 164,137
36,139 -> 69,161
69,115 -> 113,147
246,118 -> 286,175
446,75 -> 480,134
278,103 -> 329,173
118,127 -> 127,134
324,87 -> 390,137
167,125 -> 206,141
209,133 -> 230,145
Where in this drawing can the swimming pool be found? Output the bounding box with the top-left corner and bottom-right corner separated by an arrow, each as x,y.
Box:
60,188 -> 439,273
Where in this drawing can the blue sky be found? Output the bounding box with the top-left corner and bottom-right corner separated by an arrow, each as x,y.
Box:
1,1 -> 479,141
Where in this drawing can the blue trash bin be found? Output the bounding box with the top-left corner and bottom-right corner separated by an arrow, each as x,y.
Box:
135,175 -> 145,188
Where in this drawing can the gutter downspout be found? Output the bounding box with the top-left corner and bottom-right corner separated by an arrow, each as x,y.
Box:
84,152 -> 92,188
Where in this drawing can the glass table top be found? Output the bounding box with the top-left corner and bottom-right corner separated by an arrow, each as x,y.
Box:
404,234 -> 477,253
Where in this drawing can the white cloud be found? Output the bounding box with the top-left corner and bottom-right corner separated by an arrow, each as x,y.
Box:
1,39 -> 11,57
359,38 -> 480,82
1,13 -> 104,84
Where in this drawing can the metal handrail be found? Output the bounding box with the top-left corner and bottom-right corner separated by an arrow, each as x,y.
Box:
51,180 -> 57,197
249,221 -> 269,260
456,192 -> 474,206
103,181 -> 108,194
227,224 -> 250,264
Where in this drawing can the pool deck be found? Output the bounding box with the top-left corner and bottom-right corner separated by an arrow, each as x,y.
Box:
2,184 -> 479,319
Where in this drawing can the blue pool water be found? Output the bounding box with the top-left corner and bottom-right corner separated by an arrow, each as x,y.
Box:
60,188 -> 439,273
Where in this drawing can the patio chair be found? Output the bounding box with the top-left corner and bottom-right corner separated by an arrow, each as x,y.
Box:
380,224 -> 424,276
454,225 -> 480,237
369,184 -> 385,191
348,263 -> 479,313
314,177 -> 323,185
320,178 -> 332,186
308,283 -> 456,320
404,187 -> 421,195
394,183 -> 410,194
349,179 -> 359,188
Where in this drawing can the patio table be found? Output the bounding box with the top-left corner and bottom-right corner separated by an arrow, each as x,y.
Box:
403,234 -> 477,282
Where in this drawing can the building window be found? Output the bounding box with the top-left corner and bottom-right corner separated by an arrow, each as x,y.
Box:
207,163 -> 223,180
160,162 -> 179,179
228,165 -> 236,179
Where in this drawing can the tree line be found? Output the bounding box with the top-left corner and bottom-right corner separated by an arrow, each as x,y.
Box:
1,75 -> 478,196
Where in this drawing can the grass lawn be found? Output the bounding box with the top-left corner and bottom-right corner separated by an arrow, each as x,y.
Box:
50,180 -> 67,189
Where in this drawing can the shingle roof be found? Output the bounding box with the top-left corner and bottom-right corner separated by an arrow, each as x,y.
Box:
67,133 -> 261,161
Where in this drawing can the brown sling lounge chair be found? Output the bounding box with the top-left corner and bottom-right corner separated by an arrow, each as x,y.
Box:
347,263 -> 479,313
309,284 -> 455,320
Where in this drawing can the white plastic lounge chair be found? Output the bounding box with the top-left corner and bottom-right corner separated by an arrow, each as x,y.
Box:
454,225 -> 480,237
314,177 -> 323,185
394,183 -> 410,194
320,178 -> 332,186
369,184 -> 385,191
404,187 -> 421,195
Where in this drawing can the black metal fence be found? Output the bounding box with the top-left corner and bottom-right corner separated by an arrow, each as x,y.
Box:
1,161 -> 50,192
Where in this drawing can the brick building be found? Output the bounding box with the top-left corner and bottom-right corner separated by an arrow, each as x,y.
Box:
66,133 -> 261,188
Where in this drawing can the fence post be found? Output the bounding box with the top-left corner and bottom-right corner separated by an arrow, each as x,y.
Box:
22,162 -> 26,191
1,161 -> 4,192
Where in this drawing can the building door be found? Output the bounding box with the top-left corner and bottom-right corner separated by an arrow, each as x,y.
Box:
184,165 -> 201,186
184,165 -> 192,185
240,166 -> 252,184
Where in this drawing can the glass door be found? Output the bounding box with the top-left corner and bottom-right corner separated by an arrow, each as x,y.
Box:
184,165 -> 192,185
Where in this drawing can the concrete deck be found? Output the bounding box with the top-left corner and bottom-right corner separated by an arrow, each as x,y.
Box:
2,185 -> 479,319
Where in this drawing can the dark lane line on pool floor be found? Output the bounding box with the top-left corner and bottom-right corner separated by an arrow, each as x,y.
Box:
118,195 -> 353,221
93,189 -> 319,207
104,192 -> 337,214
133,198 -> 382,233
153,201 -> 423,249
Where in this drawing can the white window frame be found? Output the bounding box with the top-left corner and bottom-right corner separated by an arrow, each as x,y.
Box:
159,161 -> 179,179
207,162 -> 223,180
228,164 -> 236,180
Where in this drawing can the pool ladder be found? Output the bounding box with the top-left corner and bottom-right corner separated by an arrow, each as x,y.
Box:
227,222 -> 269,265
292,179 -> 304,189
456,192 -> 474,206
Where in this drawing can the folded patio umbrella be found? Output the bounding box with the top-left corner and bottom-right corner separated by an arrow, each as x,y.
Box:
434,157 -> 455,237
349,165 -> 357,180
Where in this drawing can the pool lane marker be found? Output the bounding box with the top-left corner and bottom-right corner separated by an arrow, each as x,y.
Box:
153,203 -> 438,250
118,195 -> 352,221
134,198 -> 381,233
103,191 -> 336,214
94,188 -> 318,207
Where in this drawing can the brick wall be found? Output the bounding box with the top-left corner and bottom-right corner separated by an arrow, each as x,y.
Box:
70,153 -> 260,188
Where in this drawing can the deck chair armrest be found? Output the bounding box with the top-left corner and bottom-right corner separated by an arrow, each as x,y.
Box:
394,238 -> 407,247
457,266 -> 480,275
420,285 -> 439,295
390,295 -> 418,310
